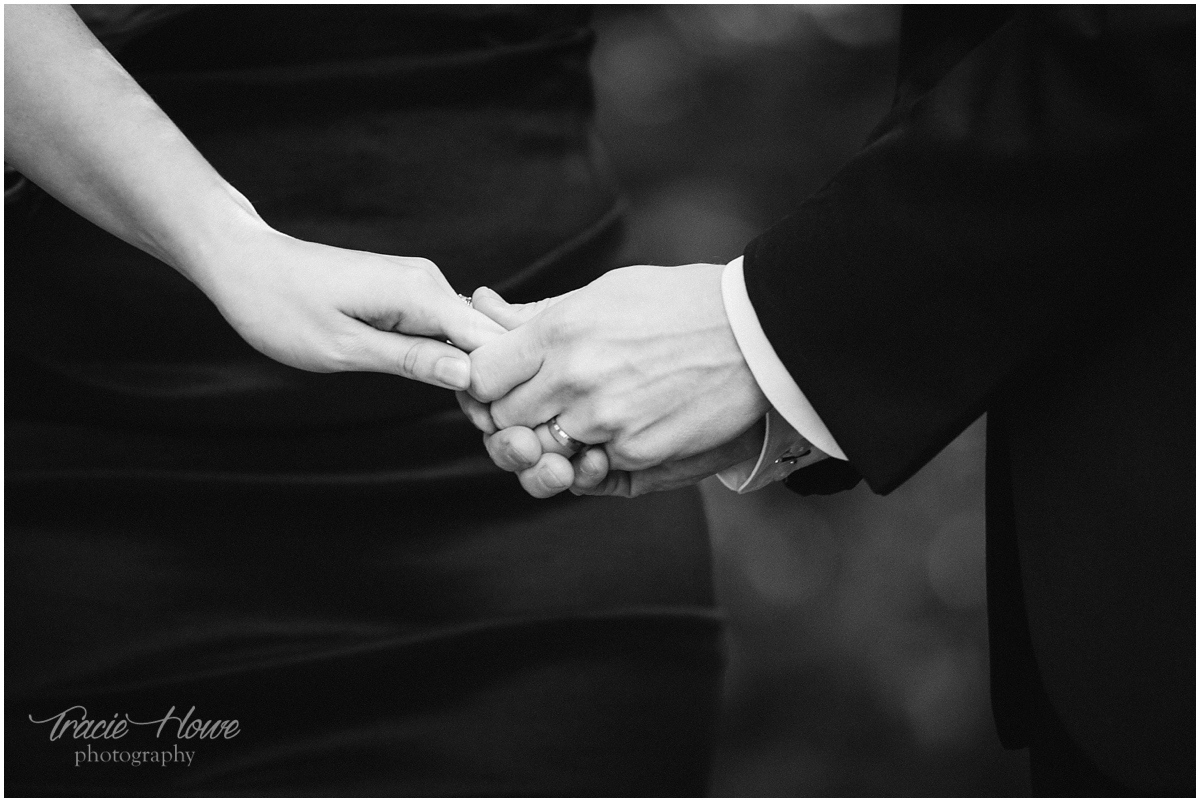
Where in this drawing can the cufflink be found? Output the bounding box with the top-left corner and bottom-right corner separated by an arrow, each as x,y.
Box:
776,447 -> 812,466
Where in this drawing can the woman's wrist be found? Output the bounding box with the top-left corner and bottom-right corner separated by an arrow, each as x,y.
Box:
158,178 -> 275,297
4,5 -> 275,300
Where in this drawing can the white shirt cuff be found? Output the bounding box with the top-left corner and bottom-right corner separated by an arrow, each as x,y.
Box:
716,410 -> 826,493
721,256 -> 846,461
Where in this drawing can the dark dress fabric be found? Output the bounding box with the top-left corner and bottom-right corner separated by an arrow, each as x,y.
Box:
761,6 -> 1194,794
5,7 -> 722,795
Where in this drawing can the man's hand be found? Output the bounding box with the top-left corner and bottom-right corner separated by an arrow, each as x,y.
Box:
468,414 -> 765,499
467,264 -> 770,472
456,390 -> 599,498
575,419 -> 765,497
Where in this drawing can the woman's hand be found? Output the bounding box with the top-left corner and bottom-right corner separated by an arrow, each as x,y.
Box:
195,220 -> 506,390
4,5 -> 504,391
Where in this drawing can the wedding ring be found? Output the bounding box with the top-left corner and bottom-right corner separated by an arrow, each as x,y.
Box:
547,416 -> 586,453
458,293 -> 473,309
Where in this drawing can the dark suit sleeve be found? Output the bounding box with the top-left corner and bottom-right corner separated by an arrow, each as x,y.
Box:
744,5 -> 1194,494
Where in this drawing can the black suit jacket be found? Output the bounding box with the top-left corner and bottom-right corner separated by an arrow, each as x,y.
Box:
744,6 -> 1194,790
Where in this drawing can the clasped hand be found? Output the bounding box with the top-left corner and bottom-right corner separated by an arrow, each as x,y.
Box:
458,263 -> 770,498
193,211 -> 506,391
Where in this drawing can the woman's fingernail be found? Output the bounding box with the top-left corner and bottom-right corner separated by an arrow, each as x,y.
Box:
435,357 -> 471,390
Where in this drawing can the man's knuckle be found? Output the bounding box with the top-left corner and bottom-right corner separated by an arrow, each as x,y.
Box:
557,360 -> 590,394
588,398 -> 624,435
489,402 -> 513,430
538,313 -> 566,342
609,440 -> 652,471
539,312 -> 582,350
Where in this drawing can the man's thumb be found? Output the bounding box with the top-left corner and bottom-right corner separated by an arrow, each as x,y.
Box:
472,286 -> 565,331
467,324 -> 542,403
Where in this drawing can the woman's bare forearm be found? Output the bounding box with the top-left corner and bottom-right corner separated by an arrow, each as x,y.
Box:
3,5 -> 504,388
3,4 -> 261,289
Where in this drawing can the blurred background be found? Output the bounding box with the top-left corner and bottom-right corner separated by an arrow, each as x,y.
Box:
590,6 -> 1030,795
